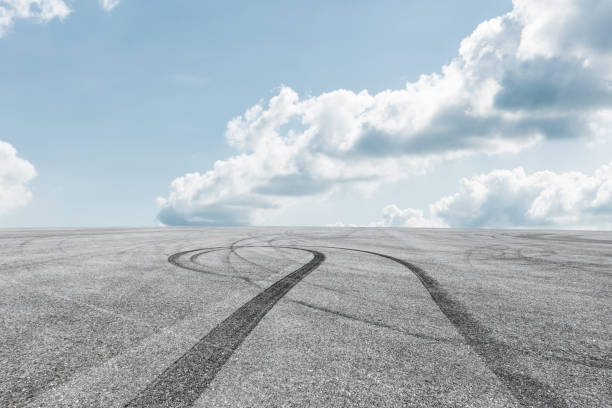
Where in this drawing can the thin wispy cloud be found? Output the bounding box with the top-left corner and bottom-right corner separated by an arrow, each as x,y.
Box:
158,0 -> 612,227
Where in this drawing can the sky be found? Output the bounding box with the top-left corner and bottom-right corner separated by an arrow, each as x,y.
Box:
1,0 -> 612,229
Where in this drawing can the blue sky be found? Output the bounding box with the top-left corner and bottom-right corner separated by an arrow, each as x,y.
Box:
2,0 -> 612,229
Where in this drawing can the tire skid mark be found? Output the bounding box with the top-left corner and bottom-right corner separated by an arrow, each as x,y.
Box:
517,247 -> 612,273
125,247 -> 324,408
260,237 -> 572,406
169,247 -> 258,288
230,245 -> 277,274
224,235 -> 267,276
221,235 -> 288,281
297,245 -> 569,408
224,236 -> 250,274
292,299 -> 460,345
266,237 -> 309,264
187,248 -> 261,288
2,236 -> 195,271
129,242 -> 568,408
231,241 -> 311,278
193,244 -> 435,339
0,274 -> 157,330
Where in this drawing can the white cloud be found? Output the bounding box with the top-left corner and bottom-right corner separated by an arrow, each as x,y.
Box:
327,221 -> 357,228
371,162 -> 612,229
99,0 -> 119,11
0,141 -> 36,214
0,0 -> 122,37
0,0 -> 71,37
158,0 -> 612,226
369,205 -> 446,228
428,163 -> 612,229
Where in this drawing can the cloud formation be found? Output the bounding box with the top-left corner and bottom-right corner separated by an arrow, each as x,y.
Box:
0,0 -> 122,36
99,0 -> 119,11
0,141 -> 36,214
432,163 -> 612,229
373,162 -> 612,230
0,0 -> 70,36
369,205 -> 445,228
159,0 -> 612,226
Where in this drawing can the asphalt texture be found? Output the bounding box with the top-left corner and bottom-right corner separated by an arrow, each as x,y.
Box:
0,228 -> 610,407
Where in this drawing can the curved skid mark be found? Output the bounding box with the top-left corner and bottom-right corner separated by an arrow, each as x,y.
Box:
128,243 -> 568,408
224,236 -> 253,274
171,247 -> 259,287
230,246 -> 277,274
297,245 -> 569,408
224,235 -> 272,276
125,247 -> 325,408
292,299 -> 460,345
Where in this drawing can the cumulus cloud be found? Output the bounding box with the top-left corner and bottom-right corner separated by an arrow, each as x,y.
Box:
371,162 -> 612,229
99,0 -> 119,11
369,205 -> 445,228
0,141 -> 36,214
158,0 -> 612,226
430,163 -> 612,229
0,0 -> 121,37
0,0 -> 71,37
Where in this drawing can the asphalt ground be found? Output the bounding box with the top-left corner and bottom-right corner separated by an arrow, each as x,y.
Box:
0,227 -> 610,407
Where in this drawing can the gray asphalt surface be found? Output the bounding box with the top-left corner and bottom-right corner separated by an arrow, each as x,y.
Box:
0,227 -> 610,407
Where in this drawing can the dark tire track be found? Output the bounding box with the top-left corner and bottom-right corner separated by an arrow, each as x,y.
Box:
292,299 -> 460,345
170,247 -> 261,288
224,235 -> 261,275
264,237 -> 569,407
129,242 -> 568,408
299,245 -> 569,408
125,247 -> 324,408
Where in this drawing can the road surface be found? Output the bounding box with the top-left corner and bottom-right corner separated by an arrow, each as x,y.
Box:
0,227 -> 610,407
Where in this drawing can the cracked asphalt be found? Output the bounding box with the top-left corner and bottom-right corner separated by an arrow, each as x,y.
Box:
0,227 -> 610,407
